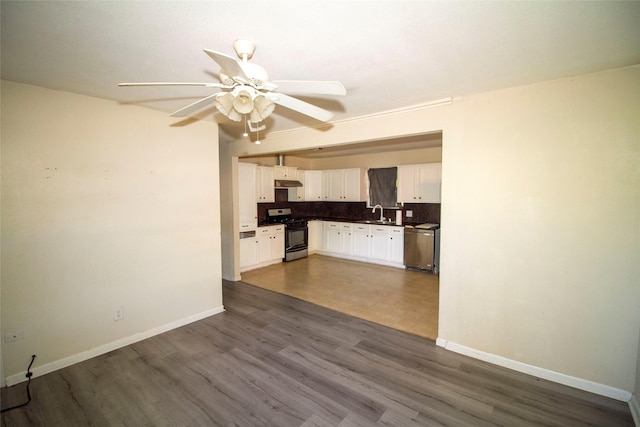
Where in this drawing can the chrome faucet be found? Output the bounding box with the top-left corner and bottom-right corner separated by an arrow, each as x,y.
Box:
372,204 -> 384,222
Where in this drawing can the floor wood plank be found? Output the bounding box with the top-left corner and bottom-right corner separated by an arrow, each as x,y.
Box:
240,255 -> 439,340
1,280 -> 633,426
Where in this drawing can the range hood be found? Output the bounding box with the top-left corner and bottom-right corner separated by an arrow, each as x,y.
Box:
274,154 -> 302,188
274,179 -> 303,188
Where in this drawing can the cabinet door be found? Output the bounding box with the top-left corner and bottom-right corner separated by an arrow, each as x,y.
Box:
324,222 -> 342,253
308,220 -> 323,252
417,163 -> 441,203
257,227 -> 272,263
238,163 -> 257,230
342,168 -> 363,201
270,226 -> 285,260
352,224 -> 371,258
370,226 -> 390,261
397,163 -> 441,203
274,165 -> 297,179
273,165 -> 287,179
397,165 -> 418,203
288,169 -> 305,201
239,237 -> 258,269
323,169 -> 344,201
389,227 -> 404,264
256,166 -> 275,202
304,170 -> 323,201
340,223 -> 353,255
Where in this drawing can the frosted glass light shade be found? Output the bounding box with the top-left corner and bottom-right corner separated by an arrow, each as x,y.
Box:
253,95 -> 275,120
232,90 -> 254,114
214,93 -> 234,116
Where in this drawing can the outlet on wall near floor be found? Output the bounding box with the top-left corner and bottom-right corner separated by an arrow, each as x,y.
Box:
114,306 -> 124,321
5,330 -> 24,342
406,210 -> 413,217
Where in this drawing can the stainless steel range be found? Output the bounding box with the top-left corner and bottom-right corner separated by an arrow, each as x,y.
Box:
266,208 -> 308,262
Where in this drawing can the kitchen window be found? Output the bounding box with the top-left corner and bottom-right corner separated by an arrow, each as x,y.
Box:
368,167 -> 397,208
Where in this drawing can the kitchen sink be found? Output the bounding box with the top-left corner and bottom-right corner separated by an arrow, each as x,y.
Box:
358,220 -> 396,225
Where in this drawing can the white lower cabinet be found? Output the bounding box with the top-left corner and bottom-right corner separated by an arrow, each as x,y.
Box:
271,226 -> 285,260
319,221 -> 404,268
257,227 -> 273,264
240,225 -> 284,272
352,224 -> 371,258
308,220 -> 323,253
370,226 -> 390,261
239,234 -> 258,270
389,227 -> 405,264
323,222 -> 343,254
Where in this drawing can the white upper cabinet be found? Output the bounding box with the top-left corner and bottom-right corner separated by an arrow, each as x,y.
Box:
273,165 -> 298,179
288,169 -> 306,201
342,168 -> 363,201
322,168 -> 364,202
256,166 -> 275,203
397,163 -> 441,203
238,162 -> 257,231
304,170 -> 323,201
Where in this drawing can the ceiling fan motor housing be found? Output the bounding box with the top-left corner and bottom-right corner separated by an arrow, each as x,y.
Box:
233,39 -> 256,60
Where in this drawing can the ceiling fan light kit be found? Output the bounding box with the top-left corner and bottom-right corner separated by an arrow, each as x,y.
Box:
119,39 -> 346,143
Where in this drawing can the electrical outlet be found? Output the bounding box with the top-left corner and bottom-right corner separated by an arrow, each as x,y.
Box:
5,330 -> 24,342
406,210 -> 413,218
114,306 -> 124,321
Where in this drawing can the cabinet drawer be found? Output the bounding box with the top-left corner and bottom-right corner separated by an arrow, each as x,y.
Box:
257,227 -> 272,236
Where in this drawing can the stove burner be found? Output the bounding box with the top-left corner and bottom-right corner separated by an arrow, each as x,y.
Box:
266,208 -> 308,226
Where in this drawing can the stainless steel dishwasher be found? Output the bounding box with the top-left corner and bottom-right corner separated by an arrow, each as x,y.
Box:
404,224 -> 440,273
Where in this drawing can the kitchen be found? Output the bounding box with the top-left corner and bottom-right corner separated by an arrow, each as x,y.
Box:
235,133 -> 443,338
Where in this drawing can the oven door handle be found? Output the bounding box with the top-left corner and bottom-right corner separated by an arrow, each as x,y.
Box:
286,243 -> 307,251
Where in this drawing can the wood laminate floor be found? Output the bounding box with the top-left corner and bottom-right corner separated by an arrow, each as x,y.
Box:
241,255 -> 439,340
1,281 -> 633,426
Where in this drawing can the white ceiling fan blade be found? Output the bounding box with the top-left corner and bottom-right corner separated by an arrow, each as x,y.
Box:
271,80 -> 346,96
203,49 -> 248,82
169,93 -> 220,117
267,93 -> 334,122
118,82 -> 227,88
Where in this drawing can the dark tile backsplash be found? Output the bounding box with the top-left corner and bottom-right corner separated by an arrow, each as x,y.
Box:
258,189 -> 440,225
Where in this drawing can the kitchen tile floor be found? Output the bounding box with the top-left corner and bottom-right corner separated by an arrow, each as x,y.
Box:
240,254 -> 439,340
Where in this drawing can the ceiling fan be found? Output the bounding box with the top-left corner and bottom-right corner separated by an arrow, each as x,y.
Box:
119,39 -> 346,131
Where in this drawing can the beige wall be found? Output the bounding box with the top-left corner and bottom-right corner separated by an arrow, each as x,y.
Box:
439,67 -> 639,396
221,66 -> 640,396
1,82 -> 223,381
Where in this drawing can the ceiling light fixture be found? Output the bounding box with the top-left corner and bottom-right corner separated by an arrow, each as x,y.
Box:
214,85 -> 275,125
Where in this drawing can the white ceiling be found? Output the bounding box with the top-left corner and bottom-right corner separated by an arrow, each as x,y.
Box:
2,1 -> 639,153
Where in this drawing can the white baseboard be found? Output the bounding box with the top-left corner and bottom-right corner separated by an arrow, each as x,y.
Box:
436,338 -> 632,402
6,305 -> 225,386
630,393 -> 640,427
